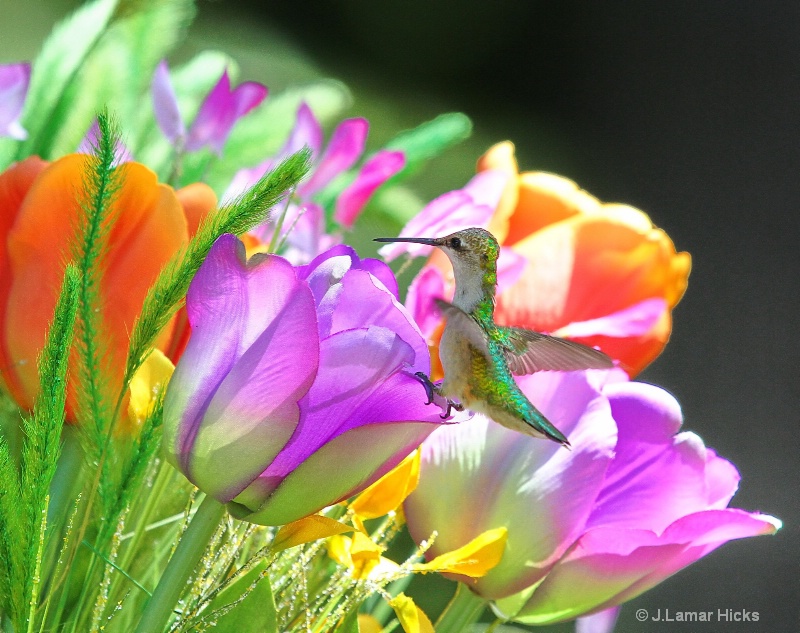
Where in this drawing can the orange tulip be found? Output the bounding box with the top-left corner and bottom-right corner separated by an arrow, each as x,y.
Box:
415,142 -> 690,377
0,154 -> 216,423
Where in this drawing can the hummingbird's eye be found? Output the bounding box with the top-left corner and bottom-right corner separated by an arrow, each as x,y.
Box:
449,237 -> 462,250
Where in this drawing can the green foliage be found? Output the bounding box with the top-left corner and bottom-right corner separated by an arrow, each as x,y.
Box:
15,0 -> 117,160
0,264 -> 80,631
385,112 -> 473,179
12,0 -> 195,162
203,559 -> 277,633
124,147 -> 312,387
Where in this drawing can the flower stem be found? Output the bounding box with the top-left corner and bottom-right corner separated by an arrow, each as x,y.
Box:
435,583 -> 487,633
134,494 -> 225,633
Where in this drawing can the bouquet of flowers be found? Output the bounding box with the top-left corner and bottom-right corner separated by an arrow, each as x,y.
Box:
0,2 -> 780,632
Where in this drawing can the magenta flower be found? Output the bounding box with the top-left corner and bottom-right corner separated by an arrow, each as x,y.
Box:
152,61 -> 267,155
404,369 -> 781,625
0,62 -> 30,140
163,234 -> 449,525
224,102 -> 404,253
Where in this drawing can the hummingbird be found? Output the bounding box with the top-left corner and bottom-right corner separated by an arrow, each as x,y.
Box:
374,227 -> 613,447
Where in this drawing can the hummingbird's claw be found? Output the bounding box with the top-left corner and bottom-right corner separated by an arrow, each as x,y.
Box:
414,371 -> 436,405
439,398 -> 464,419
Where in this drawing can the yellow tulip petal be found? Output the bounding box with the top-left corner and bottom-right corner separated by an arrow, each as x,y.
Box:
350,450 -> 420,519
415,527 -> 508,578
350,531 -> 384,580
127,349 -> 174,426
273,514 -> 352,552
357,614 -> 384,633
389,593 -> 435,633
327,534 -> 353,567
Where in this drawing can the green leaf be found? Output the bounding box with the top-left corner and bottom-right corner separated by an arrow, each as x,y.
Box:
17,0 -> 118,159
334,606 -> 361,633
385,112 -> 472,178
207,560 -> 276,633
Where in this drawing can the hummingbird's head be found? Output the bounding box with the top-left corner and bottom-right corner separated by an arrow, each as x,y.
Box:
374,228 -> 501,311
374,227 -> 500,272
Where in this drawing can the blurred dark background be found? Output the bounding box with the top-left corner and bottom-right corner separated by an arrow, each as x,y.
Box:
7,1 -> 799,630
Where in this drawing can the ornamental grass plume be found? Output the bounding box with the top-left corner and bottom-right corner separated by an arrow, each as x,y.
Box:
163,234 -> 450,526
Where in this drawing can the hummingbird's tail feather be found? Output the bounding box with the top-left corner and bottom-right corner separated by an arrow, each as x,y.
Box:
526,408 -> 571,449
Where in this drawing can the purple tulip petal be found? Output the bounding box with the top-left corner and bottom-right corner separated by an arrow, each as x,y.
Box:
151,60 -> 185,144
334,150 -> 405,227
298,117 -> 368,197
407,371 -> 618,600
245,326 -> 432,506
279,102 -> 323,159
405,265 -> 449,339
554,298 -> 668,339
318,269 -> 428,372
0,62 -> 30,140
585,382 -> 737,533
297,245 -> 397,303
509,509 -> 780,625
242,419 -> 438,525
164,235 -> 319,503
575,607 -> 620,633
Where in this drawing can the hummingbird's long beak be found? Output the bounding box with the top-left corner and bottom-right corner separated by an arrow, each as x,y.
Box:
373,236 -> 443,246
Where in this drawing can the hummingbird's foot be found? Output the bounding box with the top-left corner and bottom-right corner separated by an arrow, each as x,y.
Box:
439,398 -> 465,419
414,371 -> 439,405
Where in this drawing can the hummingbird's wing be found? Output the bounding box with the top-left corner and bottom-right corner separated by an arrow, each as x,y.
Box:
500,326 -> 614,375
433,299 -> 490,353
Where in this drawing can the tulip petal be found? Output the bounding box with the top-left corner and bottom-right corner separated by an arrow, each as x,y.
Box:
335,150 -> 405,227
406,371 -> 618,599
6,157 -> 188,417
164,235 -> 318,502
0,156 -> 48,405
299,118 -> 368,197
319,268 -> 429,372
405,265 -> 449,339
241,417 -> 439,526
350,450 -> 420,519
152,60 -> 185,143
554,297 -> 667,339
254,326 -> 417,483
0,62 -> 30,140
585,382 -> 739,533
272,514 -> 352,552
127,349 -> 174,427
508,510 -> 780,625
575,606 -> 620,633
